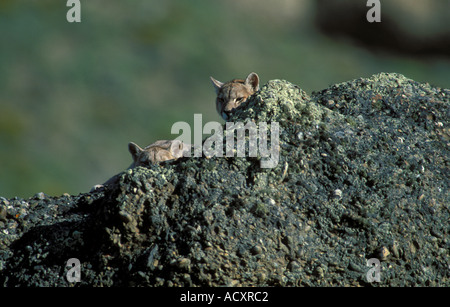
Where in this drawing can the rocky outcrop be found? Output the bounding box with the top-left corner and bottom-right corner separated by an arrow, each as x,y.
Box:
1,73 -> 448,286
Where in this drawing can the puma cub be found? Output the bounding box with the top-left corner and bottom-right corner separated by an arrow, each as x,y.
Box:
91,140 -> 191,191
210,72 -> 260,120
128,139 -> 191,167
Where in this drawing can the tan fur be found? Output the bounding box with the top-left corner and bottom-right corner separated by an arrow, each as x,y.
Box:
210,72 -> 260,120
128,140 -> 191,167
91,140 -> 191,191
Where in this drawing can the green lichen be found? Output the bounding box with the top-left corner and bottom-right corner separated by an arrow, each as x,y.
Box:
232,79 -> 325,127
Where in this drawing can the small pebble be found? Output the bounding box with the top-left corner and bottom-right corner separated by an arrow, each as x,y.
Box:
334,189 -> 343,199
34,192 -> 46,200
251,245 -> 263,255
378,246 -> 390,260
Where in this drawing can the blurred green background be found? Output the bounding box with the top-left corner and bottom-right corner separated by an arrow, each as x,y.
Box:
0,0 -> 449,198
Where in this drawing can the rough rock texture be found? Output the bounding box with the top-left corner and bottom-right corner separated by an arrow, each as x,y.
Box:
1,73 -> 448,286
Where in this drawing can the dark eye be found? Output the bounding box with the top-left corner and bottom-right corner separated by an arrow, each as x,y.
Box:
236,97 -> 244,104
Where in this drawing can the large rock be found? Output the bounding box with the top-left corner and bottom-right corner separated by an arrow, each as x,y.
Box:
0,73 -> 448,286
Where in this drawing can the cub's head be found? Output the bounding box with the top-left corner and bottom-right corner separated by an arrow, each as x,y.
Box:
128,140 -> 191,167
210,72 -> 259,120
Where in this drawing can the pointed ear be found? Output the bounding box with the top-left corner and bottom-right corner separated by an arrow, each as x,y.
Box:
128,142 -> 143,162
210,76 -> 224,93
169,140 -> 185,158
180,142 -> 192,157
245,72 -> 259,92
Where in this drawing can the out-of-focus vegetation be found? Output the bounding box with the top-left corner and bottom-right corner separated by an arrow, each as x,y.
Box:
0,0 -> 449,198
